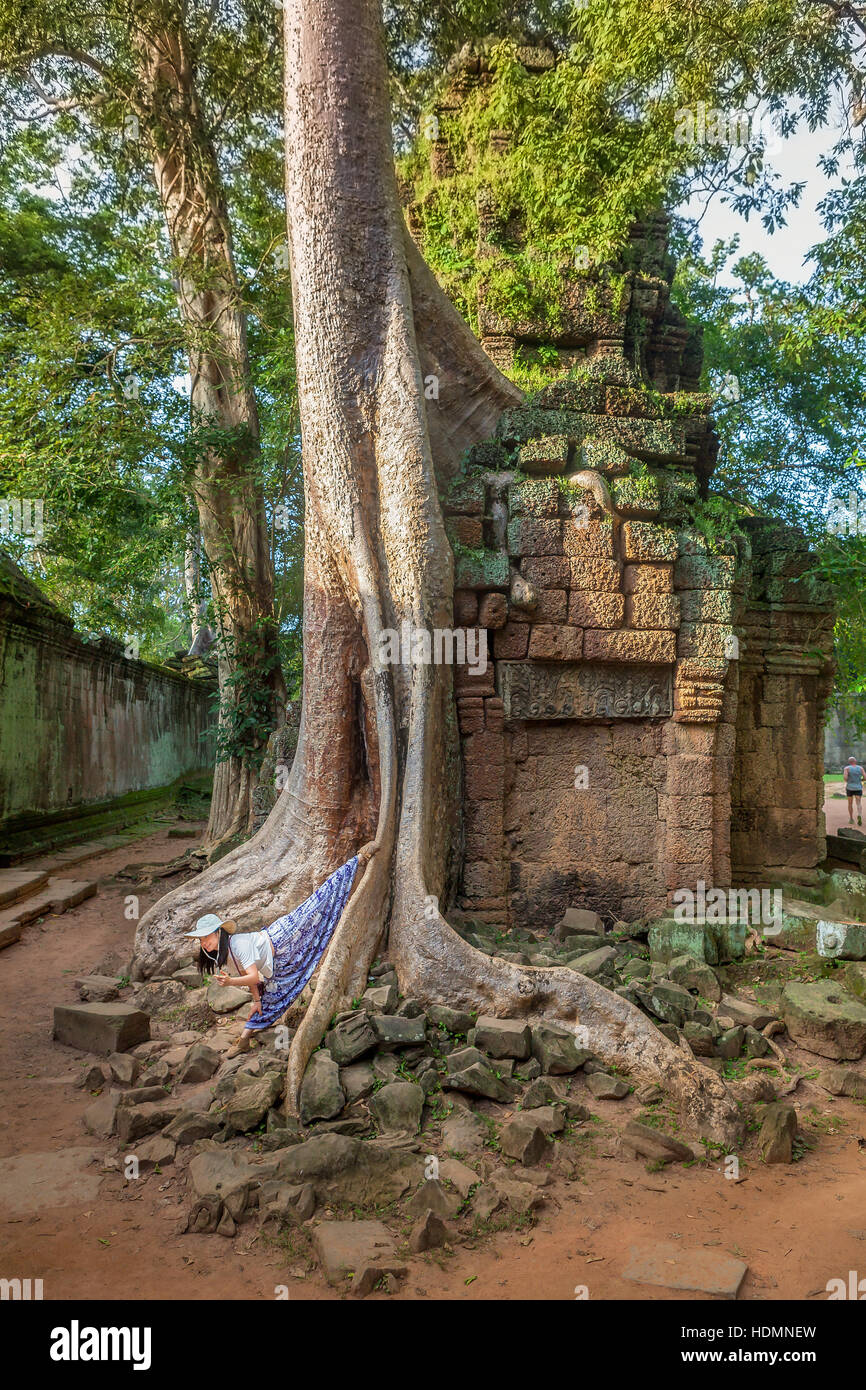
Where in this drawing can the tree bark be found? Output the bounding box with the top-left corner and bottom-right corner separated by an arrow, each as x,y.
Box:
136,2 -> 285,848
133,0 -> 741,1146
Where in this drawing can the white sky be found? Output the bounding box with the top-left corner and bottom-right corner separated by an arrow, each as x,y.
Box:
679,104 -> 854,284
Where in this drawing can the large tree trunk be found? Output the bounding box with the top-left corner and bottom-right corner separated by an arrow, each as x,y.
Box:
136,3 -> 285,848
133,0 -> 741,1145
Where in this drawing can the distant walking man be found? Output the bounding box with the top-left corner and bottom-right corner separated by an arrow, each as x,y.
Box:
843,755 -> 865,825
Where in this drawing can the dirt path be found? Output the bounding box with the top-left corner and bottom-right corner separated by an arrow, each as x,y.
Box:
1,827 -> 865,1302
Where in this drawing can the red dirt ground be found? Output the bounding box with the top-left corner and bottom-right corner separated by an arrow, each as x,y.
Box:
1,825 -> 865,1302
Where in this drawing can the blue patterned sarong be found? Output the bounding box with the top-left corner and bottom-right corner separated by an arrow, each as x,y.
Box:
244,856 -> 359,1032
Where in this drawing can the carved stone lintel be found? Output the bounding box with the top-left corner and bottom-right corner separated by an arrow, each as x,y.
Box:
496,661 -> 673,721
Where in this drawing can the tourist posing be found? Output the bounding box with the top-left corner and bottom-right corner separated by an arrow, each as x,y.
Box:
184,842 -> 378,1057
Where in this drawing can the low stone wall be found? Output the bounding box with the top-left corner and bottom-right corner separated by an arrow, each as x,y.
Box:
0,556 -> 214,835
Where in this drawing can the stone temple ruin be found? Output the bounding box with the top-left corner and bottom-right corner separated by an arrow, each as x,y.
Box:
406,43 -> 838,950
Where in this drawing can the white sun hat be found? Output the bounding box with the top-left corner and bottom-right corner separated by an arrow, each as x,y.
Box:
183,912 -> 236,939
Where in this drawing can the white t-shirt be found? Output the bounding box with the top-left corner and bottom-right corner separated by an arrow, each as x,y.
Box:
225,931 -> 274,981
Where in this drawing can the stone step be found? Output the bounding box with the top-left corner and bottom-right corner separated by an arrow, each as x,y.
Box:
0,869 -> 50,908
0,878 -> 98,950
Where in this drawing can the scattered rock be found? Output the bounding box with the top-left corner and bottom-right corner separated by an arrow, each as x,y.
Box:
439,1157 -> 479,1196
369,1081 -> 424,1135
474,1015 -> 532,1060
585,1071 -> 629,1099
441,1109 -> 489,1154
530,1022 -> 590,1075
489,1171 -> 546,1215
340,1061 -> 375,1104
623,1120 -> 693,1162
409,1209 -> 448,1253
274,1133 -> 417,1206
500,1114 -> 551,1166
76,975 -> 122,1003
133,1135 -> 176,1171
82,1090 -> 122,1137
522,1078 -> 558,1108
323,1011 -> 378,1061
758,1103 -> 798,1164
364,982 -> 398,1013
163,1109 -> 221,1145
177,1042 -> 221,1085
370,1015 -> 426,1049
442,1062 -> 515,1102
78,1063 -> 109,1091
299,1051 -> 345,1124
719,994 -> 777,1030
667,954 -> 722,1002
428,1005 -> 474,1035
683,1022 -> 715,1057
225,1072 -> 284,1133
566,946 -> 617,980
818,1065 -> 866,1099
206,981 -> 249,1014
472,1184 -> 503,1220
716,1026 -> 744,1061
406,1178 -> 462,1221
521,1104 -> 564,1137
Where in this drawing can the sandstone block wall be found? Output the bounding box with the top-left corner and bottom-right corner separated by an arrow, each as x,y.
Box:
0,555 -> 214,833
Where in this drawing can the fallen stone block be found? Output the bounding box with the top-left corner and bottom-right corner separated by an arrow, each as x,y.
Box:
818,1065 -> 866,1099
409,1209 -> 448,1253
274,1133 -> 417,1206
473,1016 -> 532,1060
115,1099 -> 183,1143
369,1080 -> 424,1135
782,979 -> 866,1060
370,1014 -> 427,1049
530,1022 -> 590,1075
75,975 -> 122,1003
312,1219 -> 397,1286
719,994 -> 777,1030
350,1262 -> 407,1299
623,1120 -> 692,1162
623,1241 -> 747,1298
53,1003 -> 150,1055
586,1071 -> 629,1099
500,1114 -> 551,1166
442,1063 -> 515,1102
758,1102 -> 797,1164
555,907 -> 604,938
325,1012 -> 378,1065
299,1051 -> 345,1124
176,1042 -> 221,1085
82,1090 -> 122,1137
